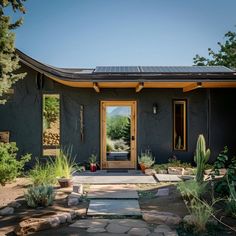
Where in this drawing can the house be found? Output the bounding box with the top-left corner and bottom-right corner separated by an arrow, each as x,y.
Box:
0,49 -> 236,169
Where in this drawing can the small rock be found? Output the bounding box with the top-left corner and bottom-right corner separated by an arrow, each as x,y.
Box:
8,201 -> 21,208
48,216 -> 60,228
154,224 -> 172,233
68,197 -> 79,206
156,188 -> 169,197
128,227 -> 150,236
218,168 -> 227,176
145,169 -> 157,176
204,169 -> 213,175
73,184 -> 83,194
69,192 -> 81,198
57,214 -> 67,224
87,227 -> 106,233
183,215 -> 195,225
168,167 -> 184,175
142,211 -> 181,225
183,168 -> 195,175
106,223 -> 130,234
158,169 -> 168,174
0,207 -> 14,216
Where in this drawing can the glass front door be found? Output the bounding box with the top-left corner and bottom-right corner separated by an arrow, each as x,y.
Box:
101,101 -> 136,169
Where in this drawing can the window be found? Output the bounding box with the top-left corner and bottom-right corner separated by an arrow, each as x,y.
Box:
173,100 -> 187,151
42,94 -> 60,156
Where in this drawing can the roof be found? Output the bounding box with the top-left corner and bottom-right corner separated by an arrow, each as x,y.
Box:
17,49 -> 236,82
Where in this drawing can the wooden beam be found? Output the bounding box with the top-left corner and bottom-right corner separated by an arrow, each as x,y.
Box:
135,82 -> 144,92
93,82 -> 100,93
183,82 -> 202,93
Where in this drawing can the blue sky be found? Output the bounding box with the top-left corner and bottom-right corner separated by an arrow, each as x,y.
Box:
7,0 -> 236,68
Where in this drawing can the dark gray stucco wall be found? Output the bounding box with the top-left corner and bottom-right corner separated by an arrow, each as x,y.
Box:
0,64 -> 235,166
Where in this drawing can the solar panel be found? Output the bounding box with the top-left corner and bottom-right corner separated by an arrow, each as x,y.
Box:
94,66 -> 140,73
140,66 -> 233,73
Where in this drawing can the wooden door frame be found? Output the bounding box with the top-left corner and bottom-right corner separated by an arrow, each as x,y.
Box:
100,100 -> 137,169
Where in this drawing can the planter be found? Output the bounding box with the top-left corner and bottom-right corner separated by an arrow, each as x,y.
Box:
58,178 -> 72,188
140,163 -> 147,174
90,163 -> 97,172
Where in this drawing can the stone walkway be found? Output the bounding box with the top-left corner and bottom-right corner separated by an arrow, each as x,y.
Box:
70,219 -> 178,235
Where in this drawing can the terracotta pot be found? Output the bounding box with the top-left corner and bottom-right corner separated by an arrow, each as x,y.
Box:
140,163 -> 147,174
90,163 -> 97,172
58,178 -> 72,188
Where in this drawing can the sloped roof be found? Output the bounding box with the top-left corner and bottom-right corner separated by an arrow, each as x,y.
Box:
17,49 -> 236,82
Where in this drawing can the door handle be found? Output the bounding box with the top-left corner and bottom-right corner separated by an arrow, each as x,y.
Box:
131,136 -> 135,141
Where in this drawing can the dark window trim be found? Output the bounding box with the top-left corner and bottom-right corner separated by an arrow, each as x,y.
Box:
172,99 -> 187,152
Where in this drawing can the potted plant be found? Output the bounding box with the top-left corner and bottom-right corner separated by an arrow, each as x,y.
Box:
53,149 -> 77,188
138,150 -> 155,173
89,154 -> 97,172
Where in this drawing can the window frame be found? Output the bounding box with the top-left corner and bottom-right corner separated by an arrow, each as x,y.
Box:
41,93 -> 61,157
173,99 -> 187,151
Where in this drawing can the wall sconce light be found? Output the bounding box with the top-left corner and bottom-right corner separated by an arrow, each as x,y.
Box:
153,103 -> 158,115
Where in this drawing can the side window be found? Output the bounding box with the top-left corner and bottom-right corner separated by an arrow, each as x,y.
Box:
173,100 -> 187,151
42,94 -> 60,156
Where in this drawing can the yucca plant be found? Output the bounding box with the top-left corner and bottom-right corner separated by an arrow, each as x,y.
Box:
24,185 -> 55,208
194,135 -> 210,183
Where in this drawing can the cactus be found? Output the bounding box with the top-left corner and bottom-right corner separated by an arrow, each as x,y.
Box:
194,134 -> 210,183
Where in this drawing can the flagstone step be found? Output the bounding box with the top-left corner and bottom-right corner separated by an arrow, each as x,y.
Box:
87,184 -> 139,199
87,199 -> 142,216
155,174 -> 182,182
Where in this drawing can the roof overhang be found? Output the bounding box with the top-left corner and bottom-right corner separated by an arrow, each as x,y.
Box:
16,49 -> 236,93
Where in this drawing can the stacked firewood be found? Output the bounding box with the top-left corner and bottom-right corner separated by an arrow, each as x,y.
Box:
43,132 -> 60,145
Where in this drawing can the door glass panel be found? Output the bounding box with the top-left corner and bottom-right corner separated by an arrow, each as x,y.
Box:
106,106 -> 131,161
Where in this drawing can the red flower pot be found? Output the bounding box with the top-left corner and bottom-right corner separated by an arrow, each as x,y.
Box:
140,163 -> 147,174
90,163 -> 97,172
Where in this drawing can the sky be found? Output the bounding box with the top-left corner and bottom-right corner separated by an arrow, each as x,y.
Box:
7,0 -> 236,68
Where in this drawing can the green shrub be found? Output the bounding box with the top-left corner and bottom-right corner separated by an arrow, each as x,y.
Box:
106,138 -> 115,152
152,164 -> 168,173
113,139 -> 129,151
28,160 -> 56,186
177,180 -> 207,200
0,142 -> 31,186
194,134 -> 210,183
226,179 -> 236,218
53,148 -> 77,178
138,150 -> 155,168
188,199 -> 214,232
25,185 -> 55,208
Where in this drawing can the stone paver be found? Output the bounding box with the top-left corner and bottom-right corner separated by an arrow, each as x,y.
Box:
73,175 -> 156,184
110,219 -> 148,228
88,184 -> 139,199
106,223 -> 130,234
87,227 -> 106,233
156,188 -> 170,197
69,219 -> 108,228
128,227 -> 151,235
87,200 -> 141,216
155,174 -> 182,182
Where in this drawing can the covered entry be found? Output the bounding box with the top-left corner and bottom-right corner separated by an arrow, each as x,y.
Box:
100,101 -> 137,169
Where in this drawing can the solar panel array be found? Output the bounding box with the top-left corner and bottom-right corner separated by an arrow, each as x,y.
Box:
94,66 -> 233,74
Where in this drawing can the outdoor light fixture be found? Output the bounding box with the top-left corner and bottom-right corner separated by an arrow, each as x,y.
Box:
197,82 -> 202,88
153,103 -> 158,115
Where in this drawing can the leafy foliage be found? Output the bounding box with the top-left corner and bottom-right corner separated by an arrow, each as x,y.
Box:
213,147 -> 236,195
194,135 -> 210,183
0,142 -> 31,185
88,154 -> 97,164
0,0 -> 27,104
43,96 -> 60,129
138,150 -> 155,168
107,115 -> 129,140
193,31 -> 236,68
28,160 -> 56,186
24,185 -> 55,208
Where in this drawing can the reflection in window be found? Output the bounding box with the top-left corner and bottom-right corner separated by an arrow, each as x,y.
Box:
173,100 -> 186,151
106,106 -> 131,161
42,94 -> 60,156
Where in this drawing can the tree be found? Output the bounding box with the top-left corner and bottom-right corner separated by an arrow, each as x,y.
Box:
193,31 -> 236,68
0,0 -> 27,104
